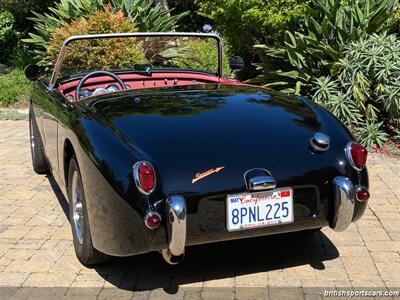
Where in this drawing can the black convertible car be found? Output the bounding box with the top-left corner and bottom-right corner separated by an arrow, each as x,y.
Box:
26,33 -> 369,265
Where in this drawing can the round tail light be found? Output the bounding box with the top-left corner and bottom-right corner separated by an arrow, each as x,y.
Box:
133,161 -> 156,194
144,211 -> 161,229
356,186 -> 370,202
346,142 -> 368,171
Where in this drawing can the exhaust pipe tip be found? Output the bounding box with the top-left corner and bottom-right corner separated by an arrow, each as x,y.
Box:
161,249 -> 185,265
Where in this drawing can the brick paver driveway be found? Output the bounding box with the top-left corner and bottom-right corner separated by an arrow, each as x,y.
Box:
0,120 -> 399,299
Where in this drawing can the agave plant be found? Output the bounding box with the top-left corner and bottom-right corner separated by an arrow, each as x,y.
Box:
359,121 -> 389,149
313,33 -> 400,148
250,0 -> 398,95
313,76 -> 363,127
24,0 -> 187,67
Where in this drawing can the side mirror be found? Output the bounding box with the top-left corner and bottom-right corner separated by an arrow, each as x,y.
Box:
229,56 -> 244,72
24,64 -> 44,81
133,63 -> 152,75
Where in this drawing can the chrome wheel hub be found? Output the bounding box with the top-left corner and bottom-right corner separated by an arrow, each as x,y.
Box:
30,119 -> 35,152
71,171 -> 84,244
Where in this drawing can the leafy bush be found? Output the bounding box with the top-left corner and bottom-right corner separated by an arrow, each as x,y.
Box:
46,10 -> 146,74
251,0 -> 398,94
394,4 -> 400,34
195,0 -> 309,79
163,37 -> 231,77
0,69 -> 32,107
0,0 -> 56,29
0,1 -> 55,67
8,45 -> 34,69
0,11 -> 20,63
196,0 -> 308,46
313,34 -> 400,148
168,0 -> 210,32
24,0 -> 187,67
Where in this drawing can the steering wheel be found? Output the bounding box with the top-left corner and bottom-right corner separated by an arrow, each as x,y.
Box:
76,71 -> 127,100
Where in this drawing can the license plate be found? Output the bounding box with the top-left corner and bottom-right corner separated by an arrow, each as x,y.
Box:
226,188 -> 294,231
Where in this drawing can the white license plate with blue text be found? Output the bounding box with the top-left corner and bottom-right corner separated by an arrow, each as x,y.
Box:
226,188 -> 294,231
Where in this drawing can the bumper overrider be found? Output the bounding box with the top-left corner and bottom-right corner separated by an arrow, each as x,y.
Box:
161,195 -> 187,264
160,176 -> 368,263
332,176 -> 356,231
331,176 -> 369,231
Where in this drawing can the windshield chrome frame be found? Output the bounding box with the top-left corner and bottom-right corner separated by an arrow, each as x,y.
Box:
49,32 -> 223,89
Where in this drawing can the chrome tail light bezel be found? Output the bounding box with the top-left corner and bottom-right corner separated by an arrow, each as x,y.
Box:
345,141 -> 368,171
133,160 -> 157,195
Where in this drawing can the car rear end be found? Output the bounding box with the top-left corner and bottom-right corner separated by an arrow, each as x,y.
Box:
86,86 -> 370,263
134,139 -> 368,265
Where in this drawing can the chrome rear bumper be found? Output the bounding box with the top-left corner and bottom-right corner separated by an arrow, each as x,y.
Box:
331,176 -> 355,232
161,195 -> 186,264
161,176 -> 359,263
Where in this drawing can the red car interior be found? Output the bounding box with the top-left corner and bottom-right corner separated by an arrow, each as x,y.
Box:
58,72 -> 236,102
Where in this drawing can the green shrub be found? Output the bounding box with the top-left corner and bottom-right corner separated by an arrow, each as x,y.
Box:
24,0 -> 187,67
168,0 -> 210,32
394,4 -> 400,34
0,11 -> 20,63
164,38 -> 231,77
0,69 -> 32,107
195,0 -> 309,79
313,34 -> 400,148
196,0 -> 308,47
251,0 -> 398,94
0,1 -> 54,67
47,10 -> 146,74
8,45 -> 34,69
0,0 -> 56,32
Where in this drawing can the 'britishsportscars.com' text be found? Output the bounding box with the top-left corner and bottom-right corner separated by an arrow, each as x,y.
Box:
324,290 -> 399,297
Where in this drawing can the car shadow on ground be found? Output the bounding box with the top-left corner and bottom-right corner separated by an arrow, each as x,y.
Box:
47,174 -> 69,216
47,174 -> 339,293
95,232 -> 338,293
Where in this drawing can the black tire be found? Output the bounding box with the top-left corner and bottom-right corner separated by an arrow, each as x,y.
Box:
29,106 -> 49,174
67,156 -> 111,266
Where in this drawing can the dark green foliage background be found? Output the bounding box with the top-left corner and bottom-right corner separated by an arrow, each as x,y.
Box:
0,0 -> 55,33
0,11 -> 19,63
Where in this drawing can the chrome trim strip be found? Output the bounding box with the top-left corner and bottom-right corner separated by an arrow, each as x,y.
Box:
332,176 -> 355,232
166,195 -> 186,257
133,161 -> 156,195
49,32 -> 223,89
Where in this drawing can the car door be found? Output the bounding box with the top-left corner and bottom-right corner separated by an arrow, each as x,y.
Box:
30,80 -> 60,174
41,88 -> 70,175
31,84 -> 65,175
30,80 -> 48,144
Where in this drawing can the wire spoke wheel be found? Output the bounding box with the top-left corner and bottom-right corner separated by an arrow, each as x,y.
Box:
71,170 -> 84,244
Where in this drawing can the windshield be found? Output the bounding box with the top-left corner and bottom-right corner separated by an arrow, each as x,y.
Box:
52,33 -> 222,84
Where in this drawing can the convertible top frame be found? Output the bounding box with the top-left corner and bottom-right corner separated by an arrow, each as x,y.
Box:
49,32 -> 223,89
